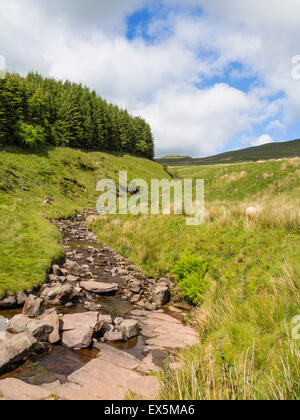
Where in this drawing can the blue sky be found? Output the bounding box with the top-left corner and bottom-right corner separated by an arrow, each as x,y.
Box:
0,0 -> 300,157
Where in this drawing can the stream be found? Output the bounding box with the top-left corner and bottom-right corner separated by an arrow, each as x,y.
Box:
0,213 -> 147,386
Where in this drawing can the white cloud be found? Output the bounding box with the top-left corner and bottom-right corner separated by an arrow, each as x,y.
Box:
0,0 -> 299,157
250,134 -> 273,147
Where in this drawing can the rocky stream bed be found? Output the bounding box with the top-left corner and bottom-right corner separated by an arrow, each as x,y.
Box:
0,213 -> 198,400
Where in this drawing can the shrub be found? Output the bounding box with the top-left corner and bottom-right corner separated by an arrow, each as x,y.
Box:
15,121 -> 46,147
173,254 -> 209,305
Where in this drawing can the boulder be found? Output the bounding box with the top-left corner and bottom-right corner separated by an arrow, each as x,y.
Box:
61,312 -> 103,332
6,315 -> 31,334
25,321 -> 53,342
39,309 -> 60,344
41,284 -> 77,305
120,320 -> 140,339
62,327 -> 94,349
0,296 -> 16,309
61,312 -> 104,349
80,281 -> 119,295
22,295 -> 43,318
154,285 -> 170,307
0,332 -> 37,372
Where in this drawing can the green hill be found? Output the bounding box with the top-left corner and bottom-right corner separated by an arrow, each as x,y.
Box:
0,146 -> 169,296
157,139 -> 300,166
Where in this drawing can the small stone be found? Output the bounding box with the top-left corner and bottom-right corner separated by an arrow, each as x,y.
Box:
114,317 -> 124,327
16,292 -> 27,306
52,265 -> 61,276
66,275 -> 79,283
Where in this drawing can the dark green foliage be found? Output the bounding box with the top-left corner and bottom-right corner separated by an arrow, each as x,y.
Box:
173,254 -> 209,305
0,72 -> 154,158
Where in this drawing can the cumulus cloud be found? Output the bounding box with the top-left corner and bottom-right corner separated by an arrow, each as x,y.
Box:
0,0 -> 299,156
250,134 -> 273,147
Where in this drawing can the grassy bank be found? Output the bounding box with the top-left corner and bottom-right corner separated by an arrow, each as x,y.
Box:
0,146 -> 168,296
89,157 -> 300,400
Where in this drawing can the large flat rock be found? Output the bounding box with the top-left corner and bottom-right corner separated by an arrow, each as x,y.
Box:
0,378 -> 54,400
136,312 -> 198,350
80,281 -> 119,294
66,355 -> 159,400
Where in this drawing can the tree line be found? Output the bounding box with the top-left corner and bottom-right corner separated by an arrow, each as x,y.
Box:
0,72 -> 154,159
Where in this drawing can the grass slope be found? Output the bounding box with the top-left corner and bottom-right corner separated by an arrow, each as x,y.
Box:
89,157 -> 300,400
157,139 -> 300,166
0,146 -> 168,296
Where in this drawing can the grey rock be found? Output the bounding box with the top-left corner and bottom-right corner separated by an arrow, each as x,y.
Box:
22,295 -> 43,318
120,320 -> 140,339
0,332 -> 37,372
7,315 -> 31,334
16,292 -> 27,306
25,321 -> 54,342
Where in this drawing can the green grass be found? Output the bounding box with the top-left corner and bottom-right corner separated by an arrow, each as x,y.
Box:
0,145 -> 169,296
89,157 -> 300,400
157,138 -> 300,166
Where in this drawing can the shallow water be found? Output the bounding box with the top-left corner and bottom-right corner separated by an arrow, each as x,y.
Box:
0,346 -> 100,385
0,217 -> 144,386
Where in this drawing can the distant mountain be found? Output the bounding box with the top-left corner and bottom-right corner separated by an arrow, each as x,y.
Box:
157,139 -> 300,166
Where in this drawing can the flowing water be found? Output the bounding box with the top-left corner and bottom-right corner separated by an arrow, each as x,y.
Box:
0,215 -> 146,385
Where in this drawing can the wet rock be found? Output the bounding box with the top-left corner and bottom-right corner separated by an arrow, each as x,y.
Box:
39,309 -> 60,344
6,315 -> 31,334
22,295 -> 43,318
25,320 -> 54,342
120,320 -> 140,340
0,296 -> 17,309
16,292 -> 27,306
80,281 -> 119,295
0,332 -> 37,372
84,301 -> 102,312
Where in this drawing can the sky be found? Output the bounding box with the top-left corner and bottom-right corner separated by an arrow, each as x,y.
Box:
0,0 -> 300,157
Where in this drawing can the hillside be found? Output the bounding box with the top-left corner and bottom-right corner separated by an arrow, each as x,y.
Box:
157,139 -> 300,166
0,146 -> 169,295
90,157 -> 300,400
